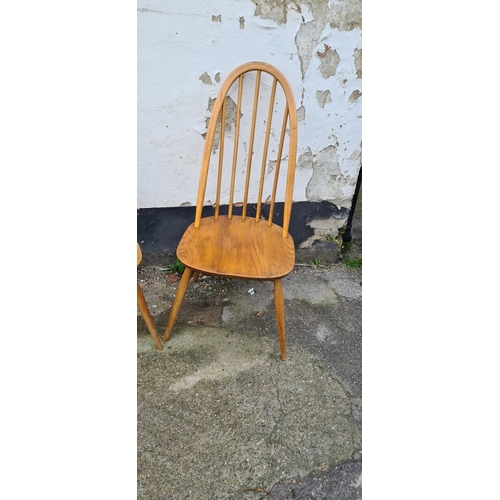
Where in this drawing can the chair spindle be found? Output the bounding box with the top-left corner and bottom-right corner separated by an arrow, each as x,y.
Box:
215,98 -> 226,220
228,75 -> 243,219
256,77 -> 278,222
268,106 -> 289,226
242,70 -> 261,220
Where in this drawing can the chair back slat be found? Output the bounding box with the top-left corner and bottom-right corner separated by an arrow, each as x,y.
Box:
228,75 -> 243,219
194,62 -> 297,239
268,106 -> 289,227
242,69 -> 261,221
214,97 -> 226,220
256,77 -> 278,222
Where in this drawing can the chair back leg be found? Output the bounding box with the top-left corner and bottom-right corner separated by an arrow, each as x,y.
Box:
273,279 -> 287,360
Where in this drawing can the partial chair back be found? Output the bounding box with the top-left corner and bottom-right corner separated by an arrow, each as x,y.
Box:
194,62 -> 298,238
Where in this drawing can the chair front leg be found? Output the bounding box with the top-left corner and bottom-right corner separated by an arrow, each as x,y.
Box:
163,266 -> 194,342
274,279 -> 287,360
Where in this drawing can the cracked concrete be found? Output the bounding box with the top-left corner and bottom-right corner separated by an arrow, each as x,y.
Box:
137,207 -> 361,498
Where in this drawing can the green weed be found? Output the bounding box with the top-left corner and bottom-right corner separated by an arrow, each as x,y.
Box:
164,259 -> 185,275
308,258 -> 321,267
343,257 -> 362,270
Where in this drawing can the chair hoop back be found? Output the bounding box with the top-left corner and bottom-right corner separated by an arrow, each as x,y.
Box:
194,62 -> 297,238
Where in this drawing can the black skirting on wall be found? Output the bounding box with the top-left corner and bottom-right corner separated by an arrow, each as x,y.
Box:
137,201 -> 349,262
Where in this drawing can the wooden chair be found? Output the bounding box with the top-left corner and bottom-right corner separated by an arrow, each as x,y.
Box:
162,62 -> 297,360
137,243 -> 163,350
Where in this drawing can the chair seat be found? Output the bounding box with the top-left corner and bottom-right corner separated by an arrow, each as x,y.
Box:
177,216 -> 295,280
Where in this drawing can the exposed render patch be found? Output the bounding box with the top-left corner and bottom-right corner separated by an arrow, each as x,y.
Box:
211,14 -> 222,23
348,149 -> 361,161
296,105 -> 306,122
354,48 -> 362,78
203,96 -> 239,153
296,149 -> 313,170
329,0 -> 362,31
316,44 -> 340,79
294,1 -> 361,78
239,16 -> 245,29
306,145 -> 351,207
316,89 -> 332,108
214,72 -> 221,83
199,71 -> 213,85
294,1 -> 330,78
298,200 -> 350,250
348,90 -> 361,103
250,0 -> 294,25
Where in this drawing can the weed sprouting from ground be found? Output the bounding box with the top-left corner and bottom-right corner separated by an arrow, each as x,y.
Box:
343,257 -> 362,270
164,259 -> 185,275
308,258 -> 321,267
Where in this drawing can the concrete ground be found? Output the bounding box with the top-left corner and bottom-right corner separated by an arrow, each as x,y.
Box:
137,198 -> 361,499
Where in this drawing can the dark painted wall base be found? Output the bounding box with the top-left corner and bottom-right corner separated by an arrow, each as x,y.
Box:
137,201 -> 349,264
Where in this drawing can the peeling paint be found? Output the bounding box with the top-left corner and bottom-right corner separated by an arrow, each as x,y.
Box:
306,145 -> 351,208
295,1 -> 331,79
354,48 -> 362,78
296,149 -> 313,170
138,0 -> 362,226
203,96 -> 240,153
316,44 -> 340,79
250,0 -> 292,25
297,105 -> 306,122
348,90 -> 361,103
329,0 -> 362,31
199,71 -> 213,85
316,90 -> 332,108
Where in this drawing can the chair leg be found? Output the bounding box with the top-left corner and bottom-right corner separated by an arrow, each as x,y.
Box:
163,266 -> 194,343
273,279 -> 287,361
193,271 -> 199,283
137,283 -> 163,350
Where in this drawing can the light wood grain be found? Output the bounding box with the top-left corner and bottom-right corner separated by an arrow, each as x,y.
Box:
166,62 -> 298,359
162,266 -> 194,342
274,279 -> 287,360
177,216 -> 295,280
137,243 -> 163,350
137,242 -> 142,267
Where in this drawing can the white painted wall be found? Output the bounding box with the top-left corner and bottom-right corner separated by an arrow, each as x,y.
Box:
138,0 -> 361,227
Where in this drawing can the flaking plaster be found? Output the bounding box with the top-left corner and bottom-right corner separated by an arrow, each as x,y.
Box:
138,0 -> 361,240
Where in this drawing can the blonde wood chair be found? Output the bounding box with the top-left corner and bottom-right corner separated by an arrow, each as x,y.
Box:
137,243 -> 163,350
162,62 -> 297,360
